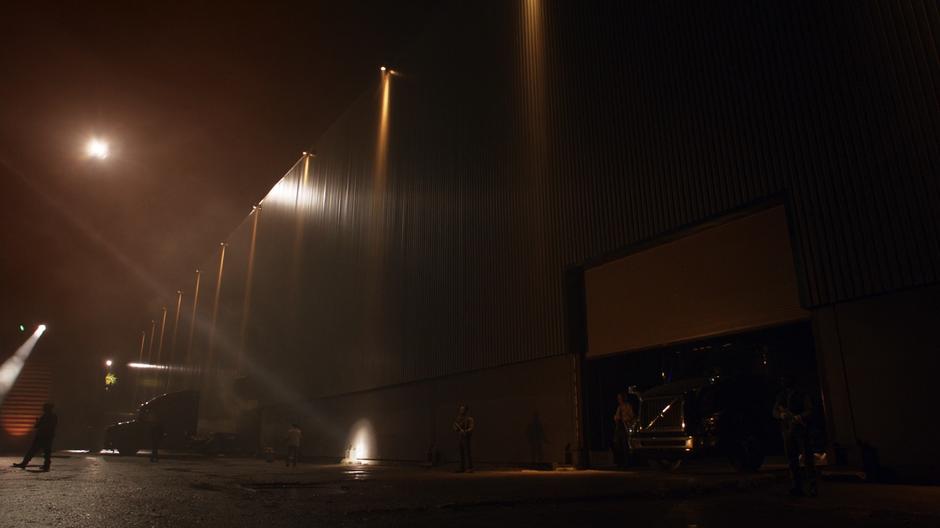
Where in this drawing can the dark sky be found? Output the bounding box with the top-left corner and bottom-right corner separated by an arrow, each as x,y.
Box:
0,1 -> 441,380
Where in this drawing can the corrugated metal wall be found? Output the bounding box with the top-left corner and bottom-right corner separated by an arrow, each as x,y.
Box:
169,0 -> 939,401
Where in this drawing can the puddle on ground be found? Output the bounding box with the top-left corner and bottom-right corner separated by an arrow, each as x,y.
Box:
342,469 -> 373,480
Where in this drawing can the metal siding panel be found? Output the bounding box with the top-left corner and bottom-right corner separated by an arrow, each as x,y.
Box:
169,0 -> 940,401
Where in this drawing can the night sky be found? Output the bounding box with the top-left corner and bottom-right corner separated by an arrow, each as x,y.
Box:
0,1 -> 441,395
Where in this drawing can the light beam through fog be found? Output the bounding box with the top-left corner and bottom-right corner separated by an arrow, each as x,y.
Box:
0,325 -> 47,406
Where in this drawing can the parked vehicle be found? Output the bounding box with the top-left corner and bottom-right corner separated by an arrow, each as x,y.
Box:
105,390 -> 199,455
628,376 -> 779,471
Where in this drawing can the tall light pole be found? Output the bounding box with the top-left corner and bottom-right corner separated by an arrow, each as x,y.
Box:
147,320 -> 156,364
186,269 -> 201,368
170,290 -> 183,362
134,330 -> 146,404
167,290 -> 183,391
207,243 -> 227,373
156,306 -> 167,364
239,205 -> 261,373
138,331 -> 146,362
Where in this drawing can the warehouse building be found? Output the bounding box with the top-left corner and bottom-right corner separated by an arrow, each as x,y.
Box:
165,1 -> 939,479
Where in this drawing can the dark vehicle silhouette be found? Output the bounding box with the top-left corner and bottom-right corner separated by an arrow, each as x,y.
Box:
105,390 -> 199,456
629,376 -> 779,471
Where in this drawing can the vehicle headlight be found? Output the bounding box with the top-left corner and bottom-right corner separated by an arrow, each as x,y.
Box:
704,413 -> 720,430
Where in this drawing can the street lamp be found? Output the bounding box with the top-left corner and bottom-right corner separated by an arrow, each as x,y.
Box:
105,359 -> 113,367
86,138 -> 110,159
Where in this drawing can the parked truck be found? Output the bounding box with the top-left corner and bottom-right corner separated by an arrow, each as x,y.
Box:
105,390 -> 199,456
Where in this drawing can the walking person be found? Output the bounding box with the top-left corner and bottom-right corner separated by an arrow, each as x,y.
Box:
453,404 -> 474,473
149,412 -> 164,463
773,375 -> 817,497
612,392 -> 635,469
286,423 -> 302,467
12,402 -> 58,471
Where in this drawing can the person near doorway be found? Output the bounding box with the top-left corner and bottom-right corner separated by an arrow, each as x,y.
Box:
286,423 -> 302,467
773,375 -> 817,496
612,392 -> 635,469
12,402 -> 58,471
453,404 -> 475,473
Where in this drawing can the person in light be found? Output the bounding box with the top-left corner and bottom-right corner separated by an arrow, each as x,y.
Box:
12,402 -> 58,471
453,404 -> 475,473
286,423 -> 302,467
612,392 -> 635,469
773,374 -> 817,496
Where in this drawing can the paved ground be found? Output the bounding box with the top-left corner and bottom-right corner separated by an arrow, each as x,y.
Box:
1,453 -> 939,527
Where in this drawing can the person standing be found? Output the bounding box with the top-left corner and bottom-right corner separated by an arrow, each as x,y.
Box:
149,412 -> 164,463
286,423 -> 302,467
12,402 -> 58,471
773,375 -> 817,496
612,392 -> 635,469
453,405 -> 475,473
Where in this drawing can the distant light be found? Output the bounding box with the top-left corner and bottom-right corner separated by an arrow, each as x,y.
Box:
105,359 -> 113,367
380,66 -> 387,72
127,362 -> 168,370
388,70 -> 398,76
36,324 -> 47,336
17,324 -> 25,333
85,138 -> 109,159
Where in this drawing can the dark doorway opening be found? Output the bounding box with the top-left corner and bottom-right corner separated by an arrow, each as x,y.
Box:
583,321 -> 825,459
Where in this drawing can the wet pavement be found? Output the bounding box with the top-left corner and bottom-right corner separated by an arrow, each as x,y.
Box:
1,453 -> 939,527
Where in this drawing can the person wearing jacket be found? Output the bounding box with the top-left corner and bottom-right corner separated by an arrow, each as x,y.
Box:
12,402 -> 58,472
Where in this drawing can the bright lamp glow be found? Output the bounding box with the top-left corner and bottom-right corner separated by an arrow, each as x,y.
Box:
86,139 -> 109,159
0,327 -> 48,407
105,359 -> 113,367
343,419 -> 376,465
128,362 -> 168,370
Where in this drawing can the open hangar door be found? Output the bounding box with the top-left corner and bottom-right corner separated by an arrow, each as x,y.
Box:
579,205 -> 826,467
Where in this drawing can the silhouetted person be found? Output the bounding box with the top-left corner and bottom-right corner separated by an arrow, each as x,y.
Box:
612,392 -> 635,469
453,404 -> 474,473
149,412 -> 164,463
773,375 -> 816,496
13,402 -> 58,471
286,423 -> 302,467
526,412 -> 546,464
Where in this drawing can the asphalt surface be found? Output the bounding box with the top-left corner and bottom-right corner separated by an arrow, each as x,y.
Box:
1,453 -> 939,527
